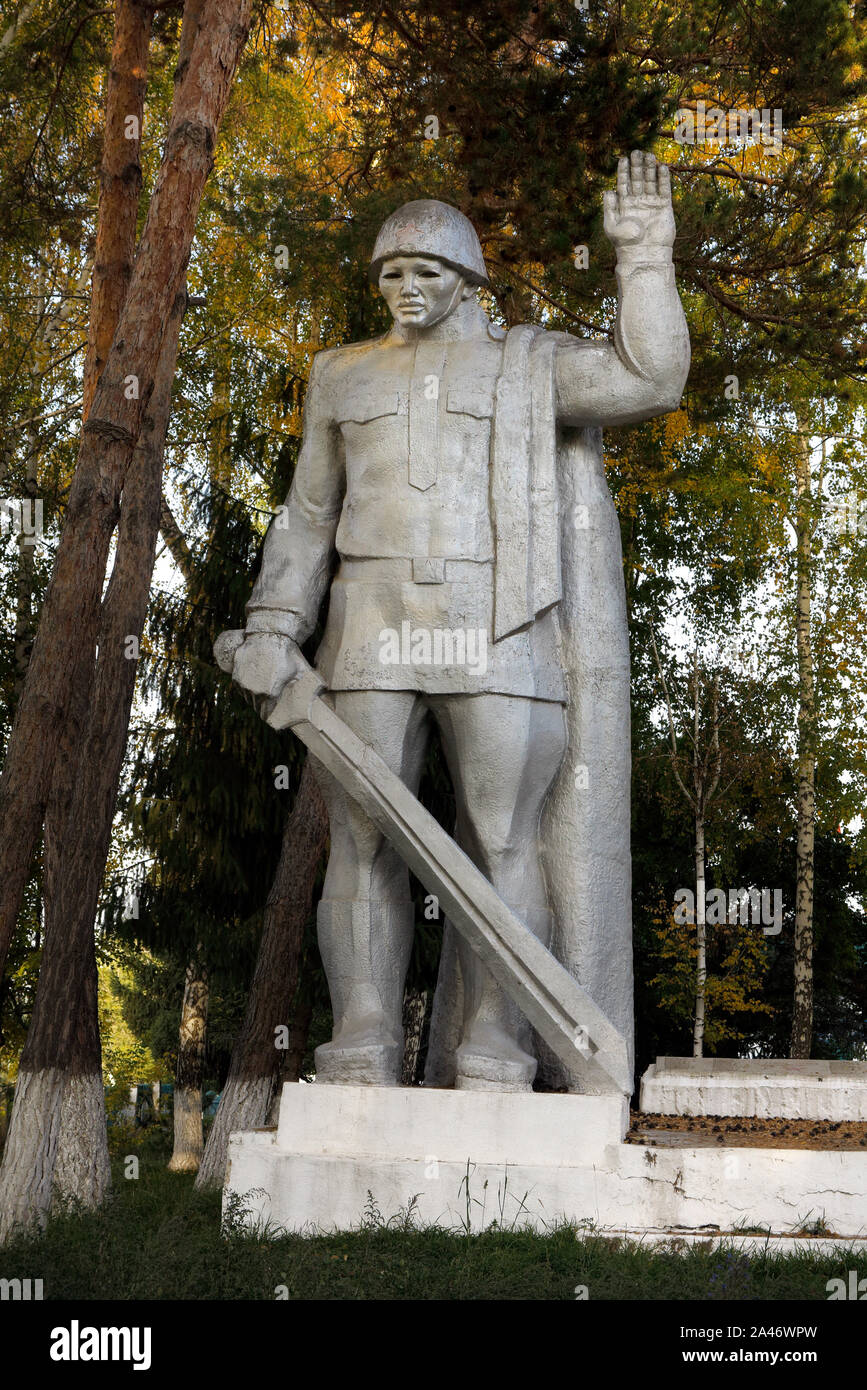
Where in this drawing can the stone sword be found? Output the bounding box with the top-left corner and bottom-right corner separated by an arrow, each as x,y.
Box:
215,630 -> 632,1096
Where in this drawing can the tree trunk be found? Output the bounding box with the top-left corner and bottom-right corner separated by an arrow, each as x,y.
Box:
262,995 -> 315,1127
81,0 -> 152,421
1,5 -> 37,49
282,995 -> 315,1086
44,0 -> 151,889
401,989 -> 428,1085
12,251 -> 93,710
13,420 -> 39,701
9,262 -> 48,715
0,296 -> 186,1237
0,0 -> 152,1239
0,0 -> 253,979
0,885 -> 107,1241
159,495 -> 193,576
40,0 -> 151,1105
692,815 -> 707,1058
168,958 -> 209,1173
0,1070 -> 108,1241
791,418 -> 816,1058
196,758 -> 328,1188
0,0 -> 247,1229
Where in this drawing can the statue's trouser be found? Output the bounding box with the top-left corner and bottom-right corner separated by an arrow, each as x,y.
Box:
310,689 -> 566,1090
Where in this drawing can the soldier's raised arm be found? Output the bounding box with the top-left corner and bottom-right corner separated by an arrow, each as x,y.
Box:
245,350 -> 345,643
555,152 -> 690,427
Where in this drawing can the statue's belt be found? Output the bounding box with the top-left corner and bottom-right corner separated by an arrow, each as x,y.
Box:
338,557 -> 493,585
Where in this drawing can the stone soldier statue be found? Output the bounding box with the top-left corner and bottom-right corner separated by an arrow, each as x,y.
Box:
229,152 -> 690,1091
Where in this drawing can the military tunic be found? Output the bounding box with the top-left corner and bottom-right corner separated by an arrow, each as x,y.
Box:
247,303 -> 567,702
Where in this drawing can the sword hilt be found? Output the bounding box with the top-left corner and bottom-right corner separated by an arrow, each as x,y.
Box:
264,667 -> 326,729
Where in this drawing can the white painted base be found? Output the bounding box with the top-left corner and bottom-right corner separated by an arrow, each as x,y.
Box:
640,1056 -> 867,1121
223,1083 -> 867,1238
609,1230 -> 867,1257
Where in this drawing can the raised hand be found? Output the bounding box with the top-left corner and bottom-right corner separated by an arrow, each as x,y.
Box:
603,151 -> 675,259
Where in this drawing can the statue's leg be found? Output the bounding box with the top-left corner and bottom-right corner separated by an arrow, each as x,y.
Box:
430,693 -> 567,1091
312,690 -> 429,1086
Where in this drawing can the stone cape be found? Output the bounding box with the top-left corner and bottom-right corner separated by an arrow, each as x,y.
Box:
537,416 -> 634,1088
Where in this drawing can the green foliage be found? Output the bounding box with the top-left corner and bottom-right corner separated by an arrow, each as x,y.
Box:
98,962 -> 163,1126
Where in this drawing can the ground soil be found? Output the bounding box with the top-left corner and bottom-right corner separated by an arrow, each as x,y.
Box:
627,1110 -> 867,1150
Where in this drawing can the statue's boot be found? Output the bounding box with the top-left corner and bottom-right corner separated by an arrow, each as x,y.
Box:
314,898 -> 414,1086
455,906 -> 553,1092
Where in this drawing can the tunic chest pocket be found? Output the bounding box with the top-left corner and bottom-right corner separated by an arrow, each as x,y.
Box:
445,386 -> 494,419
337,391 -> 403,425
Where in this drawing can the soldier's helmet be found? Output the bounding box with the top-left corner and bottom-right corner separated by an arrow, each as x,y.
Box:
369,199 -> 490,288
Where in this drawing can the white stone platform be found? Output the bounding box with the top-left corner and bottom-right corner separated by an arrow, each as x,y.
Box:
610,1230 -> 867,1256
640,1056 -> 867,1121
223,1083 -> 867,1238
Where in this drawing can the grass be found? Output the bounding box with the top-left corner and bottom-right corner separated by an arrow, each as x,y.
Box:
0,1129 -> 864,1300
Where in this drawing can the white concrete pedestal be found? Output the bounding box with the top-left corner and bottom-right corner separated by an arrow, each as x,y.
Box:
223,1083 -> 867,1240
640,1057 -> 867,1120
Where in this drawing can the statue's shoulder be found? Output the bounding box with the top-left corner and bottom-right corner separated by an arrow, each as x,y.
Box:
546,327 -> 601,351
499,324 -> 592,352
312,335 -> 385,362
308,333 -> 391,389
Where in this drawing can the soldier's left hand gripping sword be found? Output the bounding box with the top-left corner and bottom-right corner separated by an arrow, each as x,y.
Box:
214,630 -> 632,1096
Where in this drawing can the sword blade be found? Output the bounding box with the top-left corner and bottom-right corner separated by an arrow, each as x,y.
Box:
265,669 -> 631,1095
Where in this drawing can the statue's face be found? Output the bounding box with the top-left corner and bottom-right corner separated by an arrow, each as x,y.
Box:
378,255 -> 472,328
